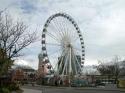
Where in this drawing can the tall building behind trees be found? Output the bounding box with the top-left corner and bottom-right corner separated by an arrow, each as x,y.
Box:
37,53 -> 48,77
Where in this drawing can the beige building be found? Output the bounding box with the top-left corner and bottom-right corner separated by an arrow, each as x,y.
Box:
37,53 -> 48,77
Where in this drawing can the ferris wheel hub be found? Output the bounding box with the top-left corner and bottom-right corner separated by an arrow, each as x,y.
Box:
67,43 -> 72,48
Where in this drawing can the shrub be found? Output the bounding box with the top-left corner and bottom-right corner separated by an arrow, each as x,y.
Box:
9,83 -> 20,91
0,87 -> 10,93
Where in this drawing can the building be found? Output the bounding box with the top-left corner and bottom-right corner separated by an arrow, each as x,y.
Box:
11,65 -> 36,82
37,53 -> 48,77
11,68 -> 24,81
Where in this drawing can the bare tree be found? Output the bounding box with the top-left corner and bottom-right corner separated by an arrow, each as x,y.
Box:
96,56 -> 120,76
96,56 -> 121,85
96,60 -> 110,75
0,13 -> 37,75
120,60 -> 125,75
112,56 -> 120,78
0,14 -> 37,58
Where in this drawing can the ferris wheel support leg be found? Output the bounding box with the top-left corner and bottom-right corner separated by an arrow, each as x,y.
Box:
72,53 -> 78,75
73,51 -> 82,74
61,51 -> 69,76
68,47 -> 72,87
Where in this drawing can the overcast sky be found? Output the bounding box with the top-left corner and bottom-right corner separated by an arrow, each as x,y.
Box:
0,0 -> 125,69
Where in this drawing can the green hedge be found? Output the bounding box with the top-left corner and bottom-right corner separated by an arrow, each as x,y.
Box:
0,87 -> 10,93
0,83 -> 20,93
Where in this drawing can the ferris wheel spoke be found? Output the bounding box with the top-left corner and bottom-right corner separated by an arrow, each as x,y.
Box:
46,43 -> 62,46
61,18 -> 69,35
60,18 -> 69,38
62,18 -> 75,41
55,18 -> 66,37
54,17 -> 68,41
52,18 -> 66,41
46,31 -> 60,43
61,19 -> 70,39
50,20 -> 64,41
67,25 -> 74,40
47,27 -> 62,41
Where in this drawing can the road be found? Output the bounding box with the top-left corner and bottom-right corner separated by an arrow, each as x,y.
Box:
22,87 -> 125,93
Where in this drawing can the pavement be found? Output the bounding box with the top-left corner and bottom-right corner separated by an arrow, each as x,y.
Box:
21,84 -> 125,93
22,87 -> 125,93
22,88 -> 42,93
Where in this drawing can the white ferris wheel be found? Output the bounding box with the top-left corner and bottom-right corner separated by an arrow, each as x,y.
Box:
41,13 -> 85,79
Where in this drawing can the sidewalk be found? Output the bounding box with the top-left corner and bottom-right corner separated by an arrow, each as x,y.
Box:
75,87 -> 125,92
22,84 -> 125,92
22,88 -> 42,93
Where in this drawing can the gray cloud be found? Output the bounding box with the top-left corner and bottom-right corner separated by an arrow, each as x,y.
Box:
0,0 -> 125,69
